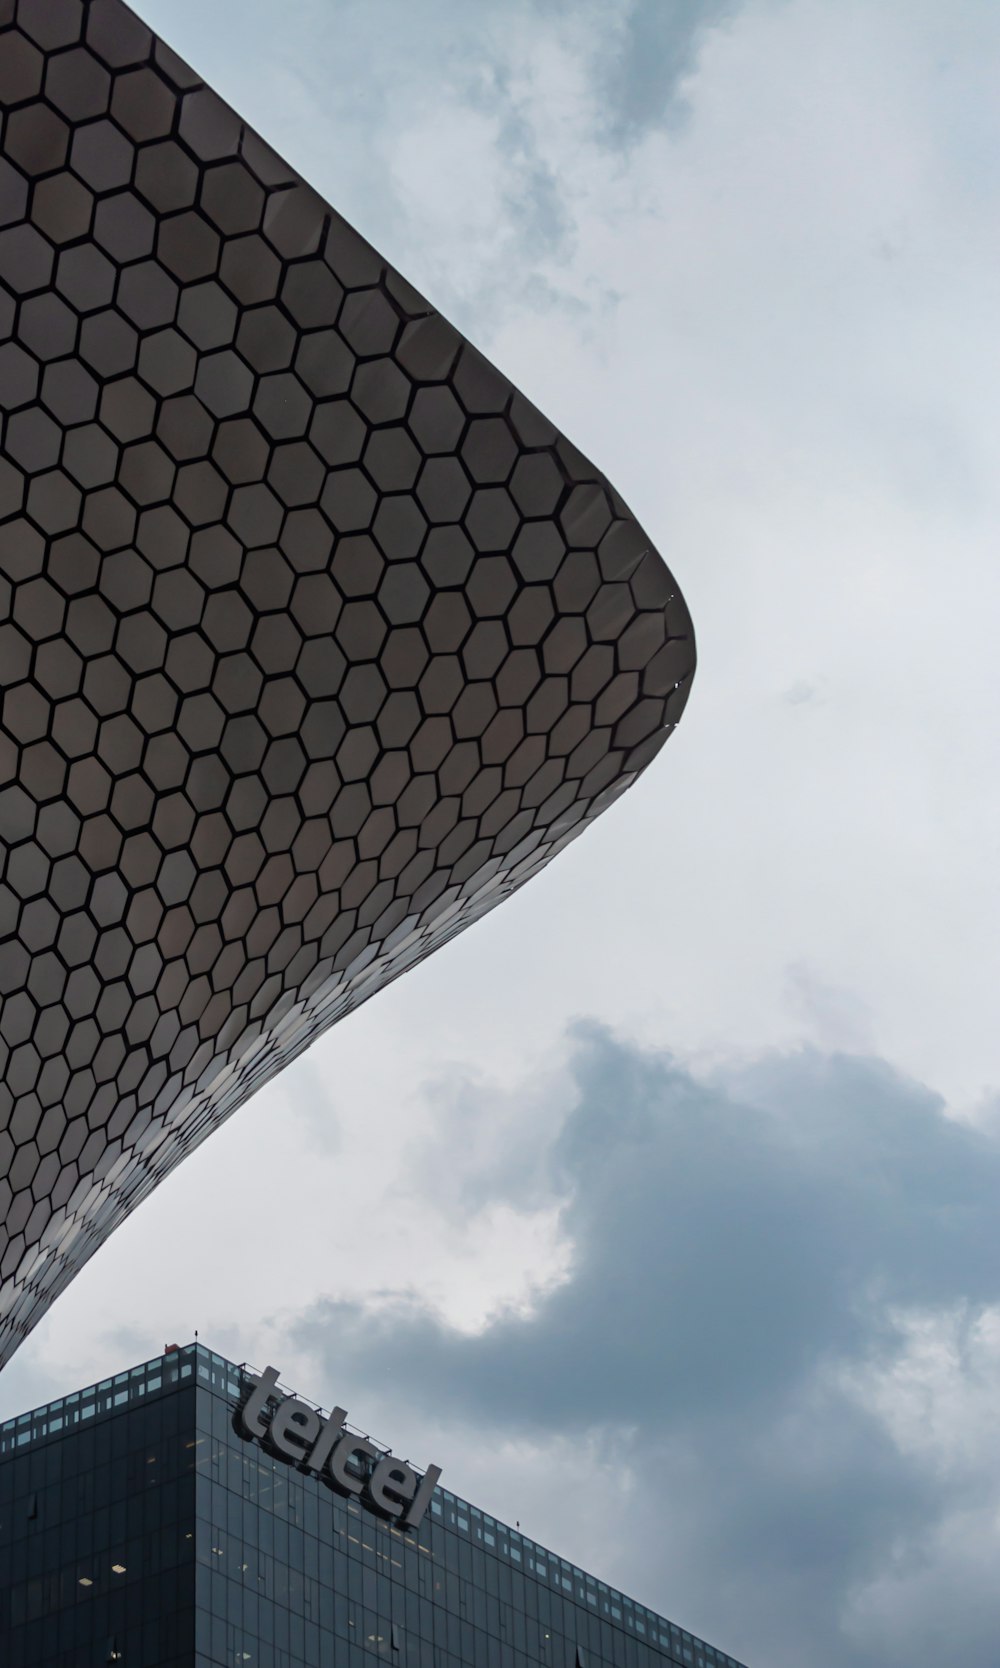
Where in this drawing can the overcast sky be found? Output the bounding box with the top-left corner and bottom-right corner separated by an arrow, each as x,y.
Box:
3,3 -> 1000,1665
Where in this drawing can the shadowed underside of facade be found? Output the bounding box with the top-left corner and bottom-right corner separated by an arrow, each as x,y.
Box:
0,0 -> 696,1368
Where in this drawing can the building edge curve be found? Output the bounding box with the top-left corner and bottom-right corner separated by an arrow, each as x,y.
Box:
0,0 -> 696,1368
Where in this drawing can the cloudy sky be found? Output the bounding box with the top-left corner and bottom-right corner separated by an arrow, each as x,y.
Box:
3,2 -> 1000,1664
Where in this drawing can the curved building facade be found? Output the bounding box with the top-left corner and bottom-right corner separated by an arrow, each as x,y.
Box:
0,0 -> 696,1366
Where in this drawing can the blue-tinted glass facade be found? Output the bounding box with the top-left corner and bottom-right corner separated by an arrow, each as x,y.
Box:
0,1345 -> 747,1668
0,1350 -> 198,1666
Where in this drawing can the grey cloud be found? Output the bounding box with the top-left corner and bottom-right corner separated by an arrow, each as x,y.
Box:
169,0 -> 742,329
301,0 -> 740,146
290,1024 -> 1000,1668
489,84 -> 574,263
397,1058 -> 571,1220
781,679 -> 821,704
593,0 -> 741,143
251,0 -> 579,326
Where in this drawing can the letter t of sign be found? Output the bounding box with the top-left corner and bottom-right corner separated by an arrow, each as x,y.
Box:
238,1367 -> 281,1439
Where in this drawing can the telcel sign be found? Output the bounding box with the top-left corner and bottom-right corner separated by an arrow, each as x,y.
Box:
238,1367 -> 441,1530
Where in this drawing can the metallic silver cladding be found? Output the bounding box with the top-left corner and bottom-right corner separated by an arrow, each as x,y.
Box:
0,0 -> 695,1366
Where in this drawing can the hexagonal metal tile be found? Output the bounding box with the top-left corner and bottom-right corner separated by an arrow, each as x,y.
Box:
0,0 -> 696,1367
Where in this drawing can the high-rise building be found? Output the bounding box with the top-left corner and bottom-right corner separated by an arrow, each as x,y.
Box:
0,1343 -> 747,1668
0,0 -> 696,1369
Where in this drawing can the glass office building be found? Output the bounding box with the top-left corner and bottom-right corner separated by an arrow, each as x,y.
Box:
0,1343 -> 747,1668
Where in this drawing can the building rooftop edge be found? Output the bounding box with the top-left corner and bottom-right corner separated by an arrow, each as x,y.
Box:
0,1339 -> 747,1668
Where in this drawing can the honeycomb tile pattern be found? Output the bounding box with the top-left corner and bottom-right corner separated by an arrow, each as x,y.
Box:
0,0 -> 696,1367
